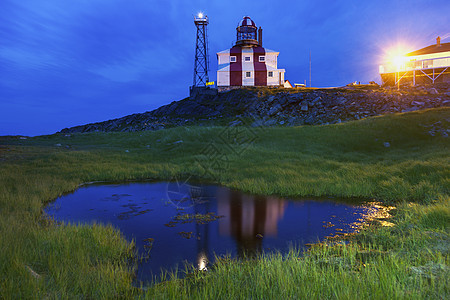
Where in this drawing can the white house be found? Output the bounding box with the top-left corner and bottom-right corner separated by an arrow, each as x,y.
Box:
379,37 -> 450,86
217,16 -> 286,89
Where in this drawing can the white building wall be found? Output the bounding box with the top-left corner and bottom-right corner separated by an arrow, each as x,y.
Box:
216,48 -> 286,87
217,71 -> 230,86
267,70 -> 279,86
217,52 -> 231,87
265,52 -> 278,69
218,53 -> 230,65
280,71 -> 285,85
241,47 -> 255,86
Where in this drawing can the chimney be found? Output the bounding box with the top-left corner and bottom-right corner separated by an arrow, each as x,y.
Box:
258,27 -> 262,46
437,36 -> 441,46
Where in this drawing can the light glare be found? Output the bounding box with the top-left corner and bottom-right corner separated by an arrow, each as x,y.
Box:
392,55 -> 406,67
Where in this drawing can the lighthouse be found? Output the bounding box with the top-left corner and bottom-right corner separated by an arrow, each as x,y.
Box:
217,16 -> 286,89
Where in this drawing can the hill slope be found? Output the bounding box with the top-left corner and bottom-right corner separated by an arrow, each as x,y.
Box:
60,84 -> 450,133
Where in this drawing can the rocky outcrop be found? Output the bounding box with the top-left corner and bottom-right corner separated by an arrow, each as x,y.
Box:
60,83 -> 450,133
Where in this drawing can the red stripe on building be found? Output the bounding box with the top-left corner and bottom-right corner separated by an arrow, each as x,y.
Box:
253,46 -> 267,86
230,46 -> 242,86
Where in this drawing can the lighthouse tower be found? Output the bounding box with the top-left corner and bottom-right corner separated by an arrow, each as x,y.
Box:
217,16 -> 285,89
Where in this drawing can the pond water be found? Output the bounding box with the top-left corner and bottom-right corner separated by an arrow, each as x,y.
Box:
46,181 -> 379,283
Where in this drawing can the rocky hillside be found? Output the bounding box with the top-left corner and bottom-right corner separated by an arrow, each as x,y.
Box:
60,83 -> 450,133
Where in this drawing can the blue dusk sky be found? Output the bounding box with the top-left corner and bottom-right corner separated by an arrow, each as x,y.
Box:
1,0 -> 449,136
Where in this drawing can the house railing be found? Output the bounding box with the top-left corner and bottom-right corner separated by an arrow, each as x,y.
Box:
379,56 -> 450,74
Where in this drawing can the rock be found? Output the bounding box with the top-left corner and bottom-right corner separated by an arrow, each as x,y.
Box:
25,265 -> 41,279
278,97 -> 288,106
304,115 -> 316,125
251,119 -> 264,127
301,103 -> 309,111
337,97 -> 347,104
428,88 -> 439,94
402,107 -> 419,113
268,104 -> 282,115
410,262 -> 449,279
310,96 -> 321,105
411,101 -> 424,106
267,95 -> 277,103
383,142 -> 390,148
228,120 -> 242,127
264,119 -> 277,126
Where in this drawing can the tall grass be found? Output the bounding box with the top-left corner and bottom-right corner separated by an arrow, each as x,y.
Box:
0,107 -> 449,298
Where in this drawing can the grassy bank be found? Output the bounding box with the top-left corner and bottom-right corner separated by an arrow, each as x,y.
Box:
0,107 -> 449,298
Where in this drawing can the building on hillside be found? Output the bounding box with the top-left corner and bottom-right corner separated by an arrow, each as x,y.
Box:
217,16 -> 286,90
379,37 -> 450,86
283,80 -> 293,88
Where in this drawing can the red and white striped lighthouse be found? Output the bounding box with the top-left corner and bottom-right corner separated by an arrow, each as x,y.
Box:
217,16 -> 286,89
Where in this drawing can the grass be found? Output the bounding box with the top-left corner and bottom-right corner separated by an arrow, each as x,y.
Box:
0,107 -> 449,298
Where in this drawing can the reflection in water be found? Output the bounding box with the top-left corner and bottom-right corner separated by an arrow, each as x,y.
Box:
194,195 -> 211,270
217,188 -> 287,257
197,251 -> 208,271
46,182 -> 382,282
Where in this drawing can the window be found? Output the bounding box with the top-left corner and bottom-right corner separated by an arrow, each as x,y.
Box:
246,71 -> 251,78
268,71 -> 273,77
230,56 -> 236,63
259,56 -> 265,62
244,56 -> 251,62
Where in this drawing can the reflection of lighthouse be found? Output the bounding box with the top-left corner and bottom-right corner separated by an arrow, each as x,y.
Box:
217,188 -> 287,257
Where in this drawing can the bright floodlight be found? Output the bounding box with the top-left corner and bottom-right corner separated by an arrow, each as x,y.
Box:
392,55 -> 406,68
198,12 -> 203,18
384,44 -> 411,71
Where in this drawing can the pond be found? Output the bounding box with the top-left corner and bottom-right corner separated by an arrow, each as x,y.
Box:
45,181 -> 381,283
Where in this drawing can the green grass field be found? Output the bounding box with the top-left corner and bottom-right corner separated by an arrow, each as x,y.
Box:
0,107 -> 449,298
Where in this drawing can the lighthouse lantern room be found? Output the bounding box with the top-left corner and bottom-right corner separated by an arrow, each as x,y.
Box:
217,16 -> 286,89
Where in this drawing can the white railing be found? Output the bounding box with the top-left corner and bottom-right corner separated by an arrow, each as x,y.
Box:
379,56 -> 450,74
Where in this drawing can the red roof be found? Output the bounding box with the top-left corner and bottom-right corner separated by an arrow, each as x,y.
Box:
406,42 -> 450,56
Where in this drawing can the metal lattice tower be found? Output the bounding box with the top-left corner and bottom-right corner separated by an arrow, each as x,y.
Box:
193,13 -> 209,87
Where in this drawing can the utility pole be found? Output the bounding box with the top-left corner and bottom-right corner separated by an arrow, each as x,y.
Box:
309,50 -> 312,88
